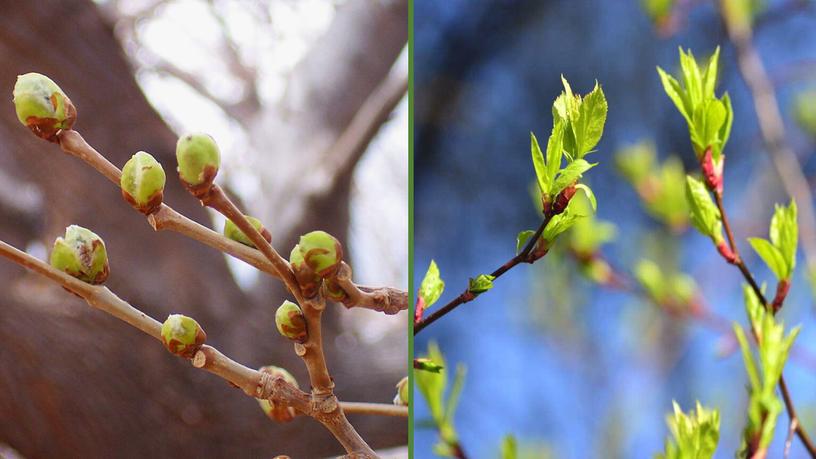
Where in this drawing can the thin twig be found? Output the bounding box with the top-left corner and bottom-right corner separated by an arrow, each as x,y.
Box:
54,129 -> 405,314
339,402 -> 408,418
200,184 -> 304,304
415,213 -> 553,334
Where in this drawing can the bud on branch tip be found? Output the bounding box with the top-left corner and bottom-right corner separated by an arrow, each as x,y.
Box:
275,300 -> 308,343
121,151 -> 166,215
176,133 -> 220,198
13,72 -> 76,141
160,314 -> 206,358
50,225 -> 109,284
298,231 -> 343,278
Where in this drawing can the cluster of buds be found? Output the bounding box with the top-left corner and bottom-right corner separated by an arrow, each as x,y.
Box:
176,133 -> 221,198
120,151 -> 166,215
257,365 -> 298,422
13,72 -> 76,141
50,225 -> 109,284
160,314 -> 207,358
223,215 -> 271,248
275,300 -> 307,343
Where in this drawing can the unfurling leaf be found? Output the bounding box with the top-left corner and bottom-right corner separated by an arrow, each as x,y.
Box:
419,260 -> 445,310
655,401 -> 720,459
735,289 -> 801,455
516,230 -> 536,255
748,200 -> 798,281
552,159 -> 596,195
414,358 -> 444,374
657,47 -> 732,161
685,176 -> 722,243
468,274 -> 495,296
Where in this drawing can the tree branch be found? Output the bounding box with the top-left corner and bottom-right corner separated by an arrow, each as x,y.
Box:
415,212 -> 553,334
0,237 -> 395,456
54,129 -> 406,314
711,183 -> 816,457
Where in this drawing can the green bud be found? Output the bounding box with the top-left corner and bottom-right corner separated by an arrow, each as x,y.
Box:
160,314 -> 206,358
297,230 -> 343,278
393,376 -> 408,406
275,300 -> 307,343
323,278 -> 348,303
290,244 -> 321,298
13,73 -> 76,141
257,365 -> 298,422
175,133 -> 220,197
50,225 -> 109,284
223,215 -> 270,248
120,151 -> 166,215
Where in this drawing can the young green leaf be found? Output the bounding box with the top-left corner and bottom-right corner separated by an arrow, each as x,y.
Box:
657,47 -> 732,161
545,122 -> 566,190
573,183 -> 597,211
655,401 -> 720,459
531,132 -> 548,195
419,260 -> 445,310
552,159 -> 596,195
748,200 -> 798,280
747,238 -> 787,280
735,290 -> 801,455
685,176 -> 722,242
415,343 -> 466,457
552,77 -> 608,160
415,358 -> 444,374
468,274 -> 495,296
769,200 -> 798,276
516,230 -> 536,255
568,195 -> 616,255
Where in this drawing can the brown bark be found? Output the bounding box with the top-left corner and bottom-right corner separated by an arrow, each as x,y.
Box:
0,1 -> 404,457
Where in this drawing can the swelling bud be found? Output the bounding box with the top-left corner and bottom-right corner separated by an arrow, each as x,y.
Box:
13,72 -> 76,141
257,365 -> 298,422
223,215 -> 271,248
50,225 -> 109,284
160,314 -> 206,358
176,133 -> 220,197
289,244 -> 321,298
275,300 -> 307,343
298,230 -> 343,278
120,151 -> 166,215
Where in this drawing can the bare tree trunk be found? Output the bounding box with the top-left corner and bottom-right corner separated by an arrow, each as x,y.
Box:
0,1 -> 405,457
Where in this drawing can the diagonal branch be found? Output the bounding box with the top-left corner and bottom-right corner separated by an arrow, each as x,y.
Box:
54,129 -> 405,314
415,212 -> 553,334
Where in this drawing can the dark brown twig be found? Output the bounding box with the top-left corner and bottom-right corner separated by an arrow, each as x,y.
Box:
415,213 -> 553,334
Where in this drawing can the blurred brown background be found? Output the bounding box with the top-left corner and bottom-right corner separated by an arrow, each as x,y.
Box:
0,0 -> 407,457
